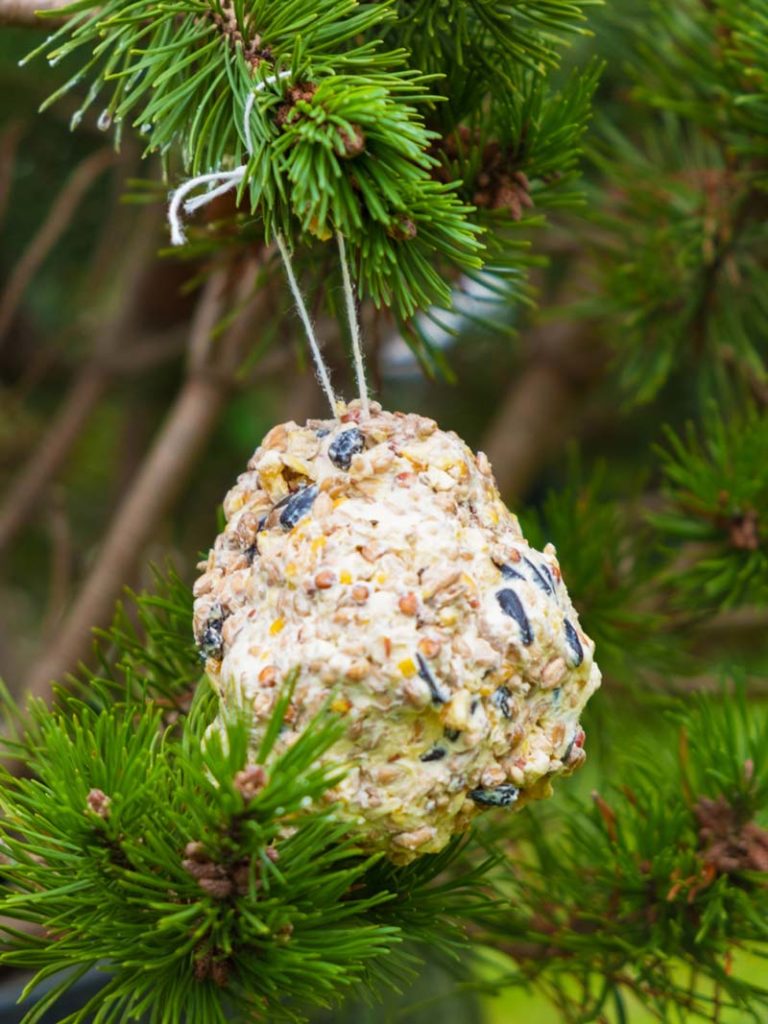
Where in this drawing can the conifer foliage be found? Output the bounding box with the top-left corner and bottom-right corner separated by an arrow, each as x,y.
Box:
0,572 -> 496,1023
25,0 -> 597,323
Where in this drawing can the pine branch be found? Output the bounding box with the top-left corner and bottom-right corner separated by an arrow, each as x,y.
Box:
19,0 -> 601,329
584,0 -> 768,404
392,0 -> 598,77
651,405 -> 768,612
0,571 -> 496,1024
473,685 -> 768,1022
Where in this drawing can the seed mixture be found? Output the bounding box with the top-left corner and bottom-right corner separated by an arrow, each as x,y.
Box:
193,401 -> 601,862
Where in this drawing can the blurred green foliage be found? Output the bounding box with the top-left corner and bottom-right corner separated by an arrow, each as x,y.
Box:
0,0 -> 767,1021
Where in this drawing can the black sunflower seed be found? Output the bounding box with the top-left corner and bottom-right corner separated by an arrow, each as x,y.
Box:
564,619 -> 584,666
496,589 -> 533,645
328,427 -> 364,470
469,785 -> 520,808
198,613 -> 224,661
541,562 -> 557,590
492,685 -> 512,719
279,485 -> 318,529
444,728 -> 461,742
420,747 -> 446,763
523,556 -> 554,595
498,562 -> 525,582
416,653 -> 449,704
315,427 -> 330,438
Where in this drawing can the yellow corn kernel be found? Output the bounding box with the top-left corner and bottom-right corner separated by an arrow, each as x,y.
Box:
402,454 -> 426,471
331,697 -> 352,714
443,690 -> 472,731
340,570 -> 352,585
282,455 -> 312,476
375,572 -> 387,585
311,536 -> 326,553
285,562 -> 297,577
398,658 -> 417,678
270,618 -> 285,635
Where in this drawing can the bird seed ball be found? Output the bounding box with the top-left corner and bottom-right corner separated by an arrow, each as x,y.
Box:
193,401 -> 601,862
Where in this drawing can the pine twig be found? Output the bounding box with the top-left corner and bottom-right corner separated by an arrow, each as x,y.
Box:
0,147 -> 115,347
20,258 -> 266,703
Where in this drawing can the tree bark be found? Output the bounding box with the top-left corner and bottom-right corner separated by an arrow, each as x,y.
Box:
481,359 -> 577,500
0,0 -> 71,26
22,374 -> 231,700
480,316 -> 602,500
20,260 -> 265,703
0,364 -> 108,555
0,148 -> 116,346
0,203 -> 163,556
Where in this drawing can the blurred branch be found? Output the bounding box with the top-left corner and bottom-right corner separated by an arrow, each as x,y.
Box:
41,487 -> 73,639
481,317 -> 603,499
0,120 -> 24,228
0,0 -> 70,26
105,329 -> 187,373
0,364 -> 107,554
0,147 -> 116,347
21,257 -> 268,703
0,205 -> 164,557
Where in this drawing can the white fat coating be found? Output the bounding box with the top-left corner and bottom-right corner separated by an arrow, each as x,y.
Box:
193,402 -> 601,862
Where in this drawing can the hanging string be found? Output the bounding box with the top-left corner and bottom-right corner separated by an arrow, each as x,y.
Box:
241,70 -> 291,153
275,233 -> 339,417
166,71 -> 378,421
336,230 -> 369,418
166,70 -> 339,418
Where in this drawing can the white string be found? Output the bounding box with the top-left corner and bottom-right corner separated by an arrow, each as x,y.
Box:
276,233 -> 339,418
242,69 -> 290,152
336,230 -> 369,417
167,69 -> 339,419
167,69 -> 291,246
168,169 -> 246,244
